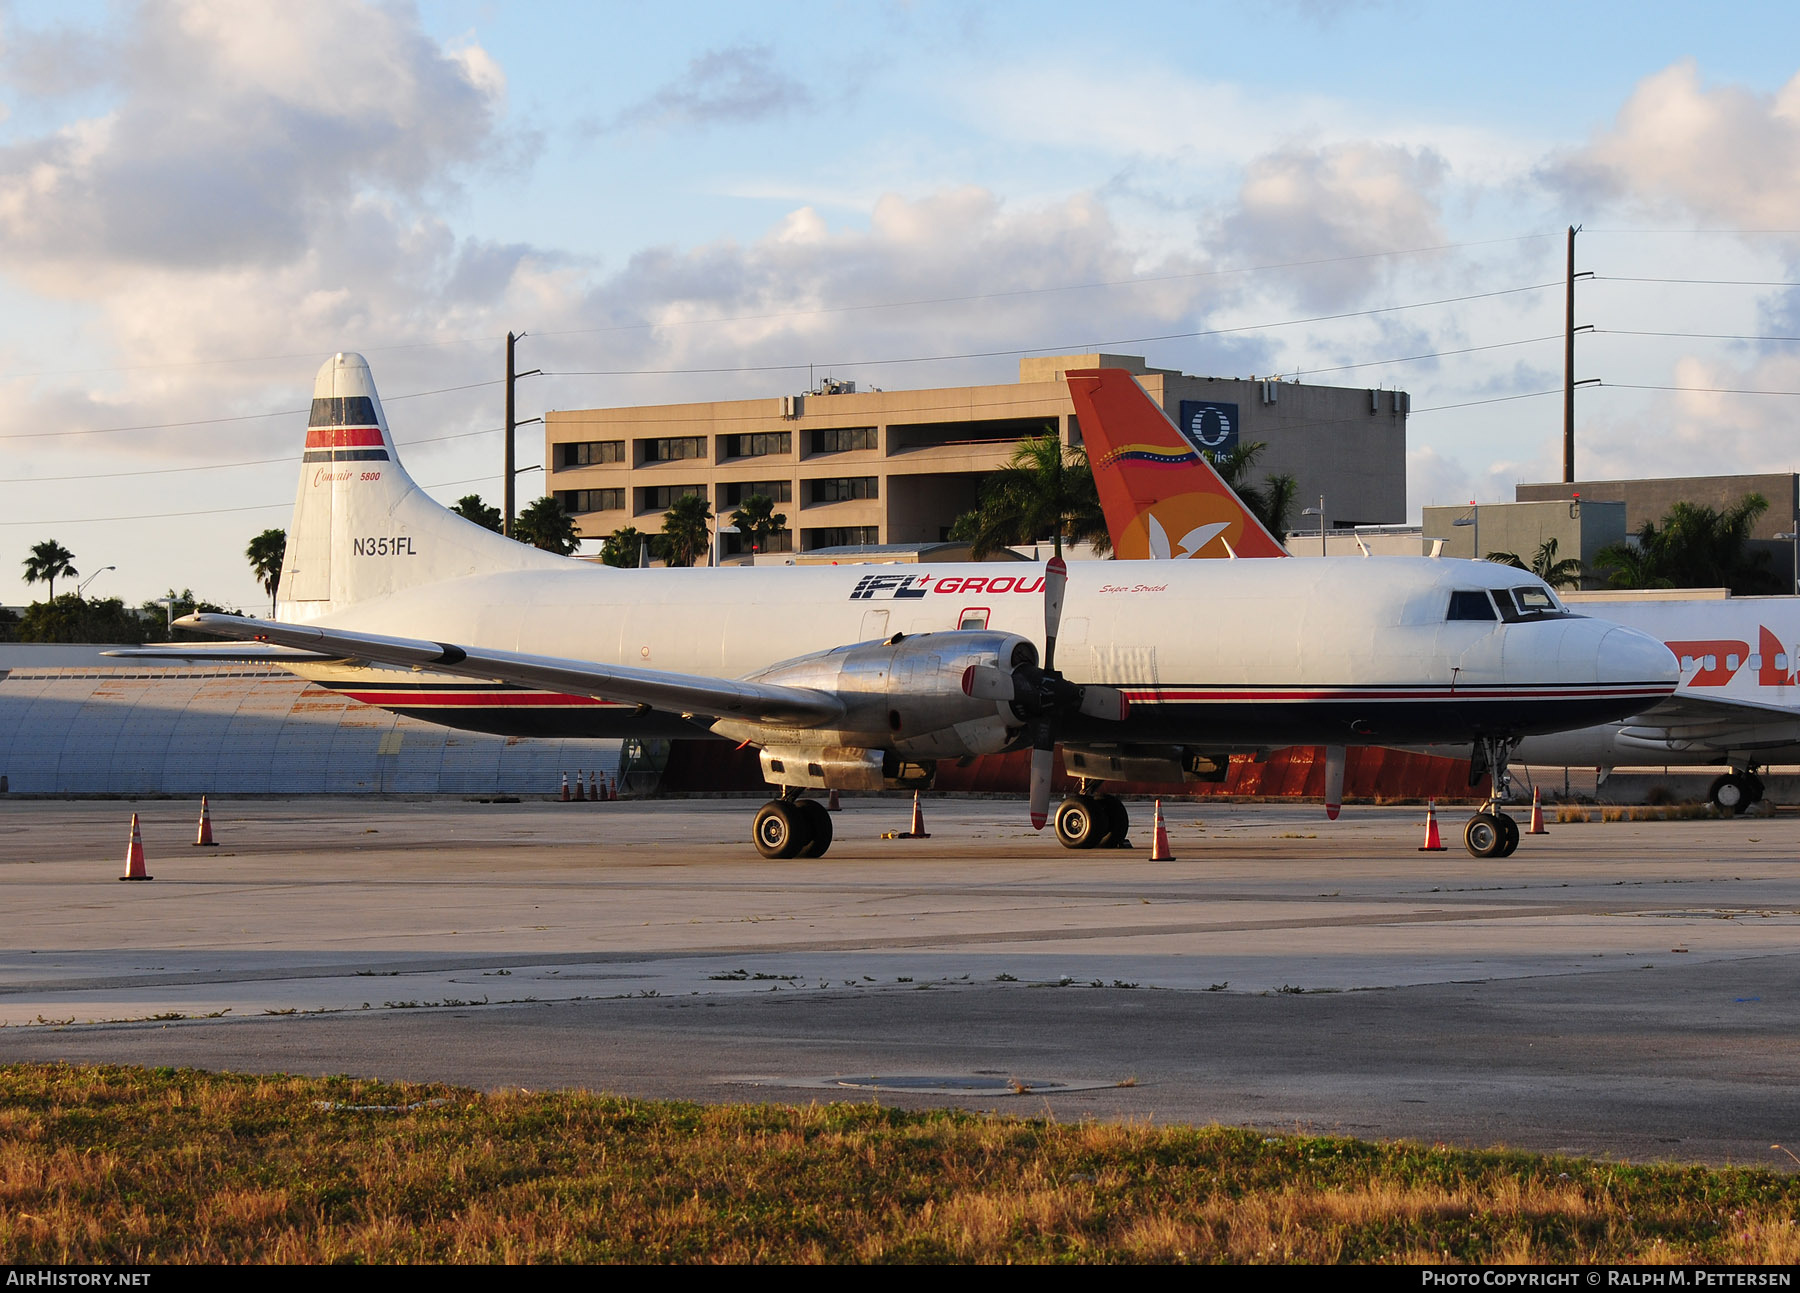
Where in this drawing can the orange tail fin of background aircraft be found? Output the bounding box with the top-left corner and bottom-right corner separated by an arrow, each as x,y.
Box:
1065,368 -> 1290,560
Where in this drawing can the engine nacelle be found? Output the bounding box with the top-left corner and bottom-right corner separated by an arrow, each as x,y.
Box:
711,630 -> 1037,760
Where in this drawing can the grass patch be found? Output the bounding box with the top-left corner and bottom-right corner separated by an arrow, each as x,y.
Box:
1,1063 -> 1797,1263
1555,803 -> 1717,823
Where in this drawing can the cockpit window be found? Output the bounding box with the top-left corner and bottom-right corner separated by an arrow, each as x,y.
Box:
1495,586 -> 1571,622
1448,590 -> 1498,621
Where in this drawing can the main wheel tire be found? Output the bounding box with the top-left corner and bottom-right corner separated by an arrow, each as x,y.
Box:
753,800 -> 811,859
1745,772 -> 1766,805
1464,812 -> 1505,859
1709,774 -> 1748,815
1054,796 -> 1102,849
796,798 -> 833,858
1101,796 -> 1131,848
1496,812 -> 1520,857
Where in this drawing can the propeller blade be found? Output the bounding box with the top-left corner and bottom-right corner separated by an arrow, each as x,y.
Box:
1076,684 -> 1129,722
1042,555 -> 1067,672
1028,744 -> 1055,830
1323,743 -> 1346,821
961,663 -> 1017,702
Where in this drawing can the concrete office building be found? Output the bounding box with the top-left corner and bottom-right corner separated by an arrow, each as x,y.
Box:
1515,473 -> 1800,592
544,354 -> 1408,560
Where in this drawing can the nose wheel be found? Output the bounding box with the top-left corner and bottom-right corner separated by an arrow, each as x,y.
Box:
1465,736 -> 1523,857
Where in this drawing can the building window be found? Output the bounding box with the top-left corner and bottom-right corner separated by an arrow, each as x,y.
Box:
639,437 -> 705,462
811,426 -> 877,454
640,484 -> 706,511
723,529 -> 793,556
725,431 -> 791,459
558,440 -> 625,469
803,526 -> 880,550
720,479 -> 792,506
557,489 -> 624,514
809,476 -> 878,503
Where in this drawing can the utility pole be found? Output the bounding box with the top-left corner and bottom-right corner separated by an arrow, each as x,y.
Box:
502,331 -> 542,538
504,332 -> 516,537
1564,225 -> 1581,484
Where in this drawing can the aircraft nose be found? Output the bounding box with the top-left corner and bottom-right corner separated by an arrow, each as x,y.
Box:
1597,626 -> 1679,690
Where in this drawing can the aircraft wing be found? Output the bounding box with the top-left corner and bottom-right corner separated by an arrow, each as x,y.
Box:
1636,691 -> 1800,726
102,642 -> 342,663
173,612 -> 845,727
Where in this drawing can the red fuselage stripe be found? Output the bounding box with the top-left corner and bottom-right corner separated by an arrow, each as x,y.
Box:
304,425 -> 384,449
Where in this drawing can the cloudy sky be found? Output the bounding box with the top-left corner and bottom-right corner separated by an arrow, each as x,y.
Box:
5,0 -> 1800,609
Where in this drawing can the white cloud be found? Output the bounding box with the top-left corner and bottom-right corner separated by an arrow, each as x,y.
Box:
613,42 -> 813,132
1543,59 -> 1800,231
1207,143 -> 1449,310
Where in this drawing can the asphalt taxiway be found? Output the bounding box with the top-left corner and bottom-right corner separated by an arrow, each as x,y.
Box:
1,795 -> 1795,1168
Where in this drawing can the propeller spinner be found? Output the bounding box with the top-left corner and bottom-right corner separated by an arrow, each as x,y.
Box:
960,557 -> 1128,829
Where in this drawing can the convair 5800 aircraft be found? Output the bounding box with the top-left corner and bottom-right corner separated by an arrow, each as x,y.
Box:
158,353 -> 1677,860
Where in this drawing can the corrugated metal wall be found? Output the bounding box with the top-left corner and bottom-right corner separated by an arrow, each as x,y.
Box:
0,665 -> 622,796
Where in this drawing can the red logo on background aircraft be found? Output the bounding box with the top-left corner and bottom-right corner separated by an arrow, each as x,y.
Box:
1667,627 -> 1796,687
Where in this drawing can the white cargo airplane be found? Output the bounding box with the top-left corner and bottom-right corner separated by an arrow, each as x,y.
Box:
144,353 -> 1678,860
1514,596 -> 1800,813
1066,365 -> 1800,822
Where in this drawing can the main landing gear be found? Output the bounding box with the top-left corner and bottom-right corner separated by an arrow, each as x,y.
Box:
1464,736 -> 1523,859
753,794 -> 834,859
1707,769 -> 1765,816
1053,790 -> 1132,849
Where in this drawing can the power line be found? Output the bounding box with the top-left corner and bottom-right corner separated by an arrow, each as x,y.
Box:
0,379 -> 503,442
0,472 -> 502,527
533,234 -> 1558,339
1409,388 -> 1561,414
545,283 -> 1563,379
1597,328 -> 1800,344
1292,334 -> 1560,378
0,424 -> 505,485
1594,275 -> 1800,287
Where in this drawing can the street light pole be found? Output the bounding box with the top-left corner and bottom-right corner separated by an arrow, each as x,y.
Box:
76,565 -> 115,598
1301,497 -> 1326,555
1453,504 -> 1478,560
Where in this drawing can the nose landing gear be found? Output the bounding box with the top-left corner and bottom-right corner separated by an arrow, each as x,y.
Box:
1464,736 -> 1523,858
1707,769 -> 1765,816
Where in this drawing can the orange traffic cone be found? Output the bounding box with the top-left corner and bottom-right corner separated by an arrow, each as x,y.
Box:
560,772 -> 569,802
1150,798 -> 1174,861
900,790 -> 930,839
589,769 -> 598,802
1418,799 -> 1446,851
574,769 -> 586,801
827,788 -> 841,812
193,795 -> 217,847
1528,786 -> 1547,834
607,774 -> 617,801
120,812 -> 153,881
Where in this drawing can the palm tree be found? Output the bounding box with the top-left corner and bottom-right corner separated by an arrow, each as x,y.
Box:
729,493 -> 788,557
1202,442 -> 1294,538
452,494 -> 502,533
1594,494 -> 1779,594
949,432 -> 1110,559
661,493 -> 713,567
1486,537 -> 1583,590
600,526 -> 651,569
21,539 -> 76,602
245,528 -> 286,615
514,496 -> 580,555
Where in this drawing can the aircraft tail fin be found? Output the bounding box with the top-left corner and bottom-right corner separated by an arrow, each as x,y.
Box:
279,352 -> 569,620
1065,368 -> 1290,559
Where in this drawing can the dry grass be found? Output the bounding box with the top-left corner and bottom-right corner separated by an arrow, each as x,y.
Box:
1554,803 -> 1716,823
1,1063 -> 1797,1263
